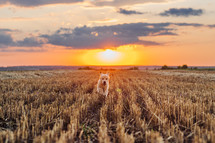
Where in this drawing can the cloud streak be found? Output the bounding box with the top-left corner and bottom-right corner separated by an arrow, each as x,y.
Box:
118,8 -> 143,15
0,0 -> 83,7
0,0 -> 170,7
91,0 -> 167,7
160,8 -> 203,17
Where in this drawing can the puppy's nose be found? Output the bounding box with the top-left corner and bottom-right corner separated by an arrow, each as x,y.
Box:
103,81 -> 106,85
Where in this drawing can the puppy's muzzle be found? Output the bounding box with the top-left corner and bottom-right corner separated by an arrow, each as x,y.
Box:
103,81 -> 106,85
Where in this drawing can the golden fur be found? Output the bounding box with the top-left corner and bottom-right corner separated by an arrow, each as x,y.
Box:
97,73 -> 109,97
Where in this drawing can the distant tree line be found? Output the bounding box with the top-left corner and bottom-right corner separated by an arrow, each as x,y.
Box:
128,67 -> 139,70
177,65 -> 188,69
78,66 -> 93,70
161,64 -> 189,70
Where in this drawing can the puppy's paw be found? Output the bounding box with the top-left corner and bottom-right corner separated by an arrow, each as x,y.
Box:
105,92 -> 108,97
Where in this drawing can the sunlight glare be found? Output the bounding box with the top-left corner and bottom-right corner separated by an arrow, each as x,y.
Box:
81,45 -> 140,65
97,49 -> 122,64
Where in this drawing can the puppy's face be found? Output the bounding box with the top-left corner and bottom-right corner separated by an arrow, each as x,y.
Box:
100,73 -> 109,86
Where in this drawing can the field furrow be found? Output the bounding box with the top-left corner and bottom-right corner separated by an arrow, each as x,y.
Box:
0,70 -> 214,143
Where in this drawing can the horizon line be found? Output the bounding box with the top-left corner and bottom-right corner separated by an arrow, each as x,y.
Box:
1,65 -> 215,67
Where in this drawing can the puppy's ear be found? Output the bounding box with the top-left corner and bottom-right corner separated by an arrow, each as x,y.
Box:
106,72 -> 109,76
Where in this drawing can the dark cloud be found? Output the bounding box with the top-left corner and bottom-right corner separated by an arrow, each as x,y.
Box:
0,0 -> 83,7
0,30 -> 14,48
0,29 -> 45,51
0,1 -> 5,5
41,23 -> 172,49
160,8 -> 203,17
0,29 -> 13,33
16,37 -> 45,47
209,24 -> 215,28
0,22 -> 213,51
175,23 -> 203,27
42,22 -> 206,49
118,8 -> 143,15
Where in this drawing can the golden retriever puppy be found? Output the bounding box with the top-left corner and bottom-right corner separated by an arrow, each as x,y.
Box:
97,73 -> 109,97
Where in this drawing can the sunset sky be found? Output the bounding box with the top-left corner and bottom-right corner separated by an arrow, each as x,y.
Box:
0,0 -> 215,66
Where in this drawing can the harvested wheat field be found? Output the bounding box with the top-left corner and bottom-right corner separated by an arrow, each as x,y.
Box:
0,70 -> 215,143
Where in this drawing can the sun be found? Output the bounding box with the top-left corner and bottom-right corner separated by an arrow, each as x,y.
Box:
97,49 -> 122,64
81,45 -> 140,65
